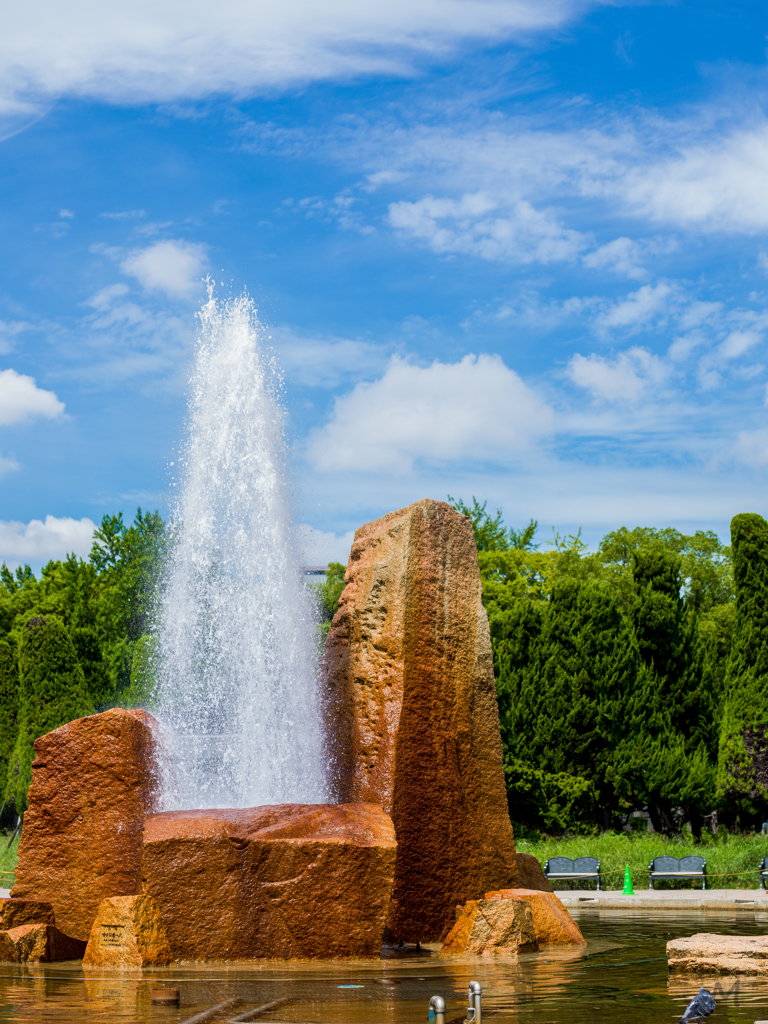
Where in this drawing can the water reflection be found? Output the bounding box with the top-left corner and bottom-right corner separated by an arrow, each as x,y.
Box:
1,914 -> 767,1023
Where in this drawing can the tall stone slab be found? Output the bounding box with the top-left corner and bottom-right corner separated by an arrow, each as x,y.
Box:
12,708 -> 158,941
322,498 -> 518,941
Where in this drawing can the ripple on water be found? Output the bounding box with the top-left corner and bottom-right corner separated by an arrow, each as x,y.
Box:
2,914 -> 768,1024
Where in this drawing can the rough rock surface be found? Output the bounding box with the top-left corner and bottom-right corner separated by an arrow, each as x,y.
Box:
142,802 -> 396,961
322,498 -> 517,941
668,934 -> 768,974
516,854 -> 554,893
12,707 -> 158,940
0,898 -> 55,929
440,898 -> 539,956
484,889 -> 585,945
83,895 -> 172,966
0,923 -> 86,962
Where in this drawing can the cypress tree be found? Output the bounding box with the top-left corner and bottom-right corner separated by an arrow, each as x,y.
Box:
491,597 -> 545,761
626,548 -> 715,831
4,615 -> 93,812
0,638 -> 18,813
70,625 -> 113,709
493,580 -> 639,828
718,513 -> 768,802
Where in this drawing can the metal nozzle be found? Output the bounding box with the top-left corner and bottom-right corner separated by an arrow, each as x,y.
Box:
429,995 -> 446,1024
468,981 -> 482,1024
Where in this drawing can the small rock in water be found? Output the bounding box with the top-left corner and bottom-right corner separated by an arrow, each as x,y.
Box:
83,894 -> 172,967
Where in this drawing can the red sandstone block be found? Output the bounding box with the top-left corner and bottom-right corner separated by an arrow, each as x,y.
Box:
142,801 -> 397,960
12,708 -> 158,940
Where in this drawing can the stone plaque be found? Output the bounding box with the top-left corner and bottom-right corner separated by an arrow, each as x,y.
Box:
83,896 -> 172,967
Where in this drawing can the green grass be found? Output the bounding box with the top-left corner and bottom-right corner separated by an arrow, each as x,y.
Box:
0,831 -> 19,890
517,829 -> 768,890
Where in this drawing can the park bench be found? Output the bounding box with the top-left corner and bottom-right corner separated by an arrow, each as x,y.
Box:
758,856 -> 768,888
648,855 -> 707,890
543,856 -> 601,890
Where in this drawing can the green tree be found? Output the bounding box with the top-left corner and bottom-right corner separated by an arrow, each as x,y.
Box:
494,579 -> 640,830
4,615 -> 94,812
313,562 -> 346,644
447,495 -> 537,552
0,555 -> 112,708
718,513 -> 768,804
0,638 -> 18,815
89,508 -> 166,698
598,526 -> 733,615
621,549 -> 715,831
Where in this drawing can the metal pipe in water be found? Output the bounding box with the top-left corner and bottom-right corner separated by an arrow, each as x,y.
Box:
429,995 -> 446,1024
467,981 -> 482,1024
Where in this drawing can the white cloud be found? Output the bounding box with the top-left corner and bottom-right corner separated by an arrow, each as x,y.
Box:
0,0 -> 602,110
597,283 -> 672,332
621,123 -> 768,232
719,330 -> 761,361
0,516 -> 96,567
316,105 -> 768,269
272,327 -> 388,388
296,524 -> 355,566
0,320 -> 32,355
120,240 -> 208,298
0,368 -> 65,425
582,237 -> 647,280
388,193 -> 586,263
0,453 -> 20,476
568,347 -> 668,403
307,353 -> 554,472
86,283 -> 130,310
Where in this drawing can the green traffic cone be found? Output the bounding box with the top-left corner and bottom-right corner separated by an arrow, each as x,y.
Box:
623,863 -> 634,895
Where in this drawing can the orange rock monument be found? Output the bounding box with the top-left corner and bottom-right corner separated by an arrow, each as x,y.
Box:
141,801 -> 397,960
12,707 -> 158,940
322,498 -> 518,941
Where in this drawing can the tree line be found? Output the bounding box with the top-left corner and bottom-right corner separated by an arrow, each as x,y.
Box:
4,499 -> 767,839
447,497 -> 768,837
0,510 -> 163,822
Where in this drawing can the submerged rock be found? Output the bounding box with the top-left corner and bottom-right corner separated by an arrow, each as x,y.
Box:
440,897 -> 539,956
83,894 -> 172,967
142,801 -> 396,960
12,707 -> 158,940
0,923 -> 86,962
668,933 -> 768,974
483,888 -> 585,945
322,498 -> 518,942
441,889 -> 583,955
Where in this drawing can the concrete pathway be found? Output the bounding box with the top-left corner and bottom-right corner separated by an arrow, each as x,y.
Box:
558,889 -> 768,911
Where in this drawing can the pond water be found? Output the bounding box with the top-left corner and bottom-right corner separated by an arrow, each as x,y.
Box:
1,913 -> 767,1024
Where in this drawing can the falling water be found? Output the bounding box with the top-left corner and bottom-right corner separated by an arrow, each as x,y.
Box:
154,289 -> 328,810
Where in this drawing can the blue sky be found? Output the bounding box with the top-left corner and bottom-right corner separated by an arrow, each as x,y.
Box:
2,0 -> 768,567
